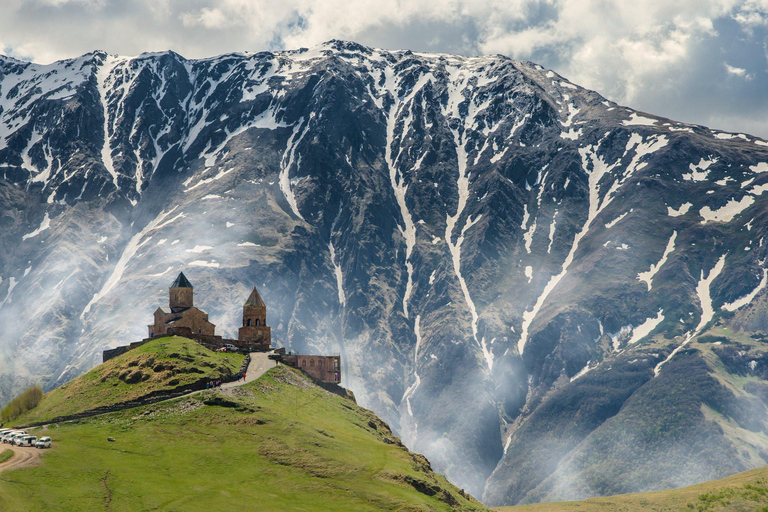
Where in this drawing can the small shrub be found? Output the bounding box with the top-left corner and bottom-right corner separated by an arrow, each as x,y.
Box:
1,385 -> 43,423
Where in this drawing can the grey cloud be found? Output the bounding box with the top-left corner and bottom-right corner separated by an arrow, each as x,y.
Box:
1,0 -> 768,136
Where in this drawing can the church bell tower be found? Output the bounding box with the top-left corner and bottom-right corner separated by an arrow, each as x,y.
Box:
238,287 -> 271,348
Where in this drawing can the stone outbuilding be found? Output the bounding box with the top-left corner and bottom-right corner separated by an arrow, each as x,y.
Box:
147,272 -> 216,338
281,354 -> 341,384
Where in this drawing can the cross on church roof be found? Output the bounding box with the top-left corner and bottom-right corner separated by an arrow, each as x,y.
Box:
170,272 -> 193,289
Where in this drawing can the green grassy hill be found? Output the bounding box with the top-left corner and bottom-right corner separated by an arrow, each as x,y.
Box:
14,337 -> 245,425
0,365 -> 485,511
496,465 -> 768,512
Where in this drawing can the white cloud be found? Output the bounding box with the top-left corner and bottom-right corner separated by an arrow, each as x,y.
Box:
725,62 -> 754,79
180,7 -> 232,30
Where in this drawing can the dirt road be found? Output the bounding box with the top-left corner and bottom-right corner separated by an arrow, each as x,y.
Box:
0,446 -> 42,474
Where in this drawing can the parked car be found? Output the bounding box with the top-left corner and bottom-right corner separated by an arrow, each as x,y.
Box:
10,434 -> 26,446
35,437 -> 51,449
4,431 -> 25,444
16,436 -> 37,447
224,343 -> 238,352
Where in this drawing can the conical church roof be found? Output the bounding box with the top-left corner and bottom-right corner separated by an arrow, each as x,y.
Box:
245,287 -> 266,307
170,271 -> 193,289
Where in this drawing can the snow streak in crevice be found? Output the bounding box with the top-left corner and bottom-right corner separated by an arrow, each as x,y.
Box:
379,69 -> 429,320
654,255 -> 726,376
80,207 -> 185,319
329,205 -> 345,308
279,116 -> 311,221
518,134 -> 668,354
637,231 -> 677,291
402,314 -> 422,443
441,65 -> 492,371
96,55 -> 127,191
722,267 -> 768,312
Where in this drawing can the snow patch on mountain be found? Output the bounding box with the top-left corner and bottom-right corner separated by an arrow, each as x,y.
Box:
668,202 -> 692,217
623,113 -> 657,126
22,213 -> 51,240
682,158 -> 717,182
700,196 -> 755,224
628,309 -> 664,344
637,231 -> 677,291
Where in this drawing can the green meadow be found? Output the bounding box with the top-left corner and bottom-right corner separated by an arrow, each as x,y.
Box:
0,365 -> 484,511
17,337 -> 245,425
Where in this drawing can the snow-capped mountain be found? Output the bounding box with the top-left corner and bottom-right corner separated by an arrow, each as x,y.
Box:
2,40 -> 768,504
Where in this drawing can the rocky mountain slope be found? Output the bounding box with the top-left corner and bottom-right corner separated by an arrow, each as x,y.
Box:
2,40 -> 768,504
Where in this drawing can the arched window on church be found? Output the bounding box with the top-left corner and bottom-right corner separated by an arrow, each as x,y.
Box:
319,359 -> 324,368
310,359 -> 315,367
302,359 -> 307,367
247,319 -> 252,326
256,319 -> 260,326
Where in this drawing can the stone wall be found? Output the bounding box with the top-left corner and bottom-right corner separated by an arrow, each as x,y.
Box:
103,330 -> 270,363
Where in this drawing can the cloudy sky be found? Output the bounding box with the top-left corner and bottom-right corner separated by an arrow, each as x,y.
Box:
2,0 -> 768,136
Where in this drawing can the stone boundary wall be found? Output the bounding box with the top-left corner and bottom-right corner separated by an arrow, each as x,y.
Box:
17,355 -> 252,429
103,331 -> 269,363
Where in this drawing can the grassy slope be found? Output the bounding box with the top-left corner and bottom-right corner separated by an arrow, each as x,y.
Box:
0,365 -> 485,511
496,465 -> 768,512
16,337 -> 244,425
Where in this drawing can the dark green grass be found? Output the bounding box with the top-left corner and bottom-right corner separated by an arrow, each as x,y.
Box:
0,450 -> 12,464
16,337 -> 244,425
0,366 -> 485,511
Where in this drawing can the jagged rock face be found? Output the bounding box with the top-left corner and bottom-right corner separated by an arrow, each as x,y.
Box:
3,40 -> 768,503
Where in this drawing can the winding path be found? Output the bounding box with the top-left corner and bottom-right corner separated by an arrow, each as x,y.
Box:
0,446 -> 41,474
221,351 -> 277,389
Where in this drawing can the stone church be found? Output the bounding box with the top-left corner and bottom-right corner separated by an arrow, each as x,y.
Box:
148,272 -> 216,338
146,272 -> 271,350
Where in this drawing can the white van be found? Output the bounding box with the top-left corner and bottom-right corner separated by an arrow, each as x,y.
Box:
16,436 -> 37,447
35,437 -> 51,449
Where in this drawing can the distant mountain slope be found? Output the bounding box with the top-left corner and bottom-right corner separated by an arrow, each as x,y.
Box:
0,365 -> 485,511
2,40 -> 768,502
